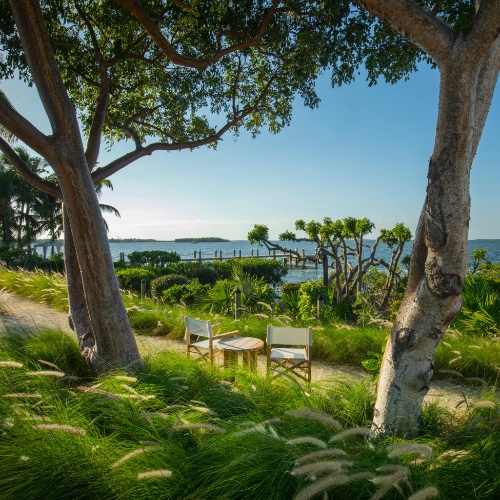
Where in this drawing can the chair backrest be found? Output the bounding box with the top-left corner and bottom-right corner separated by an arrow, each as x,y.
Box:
184,316 -> 213,338
267,326 -> 312,346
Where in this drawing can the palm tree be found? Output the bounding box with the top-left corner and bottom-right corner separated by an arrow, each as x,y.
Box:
95,179 -> 121,231
0,160 -> 18,247
10,147 -> 49,248
0,149 -> 120,251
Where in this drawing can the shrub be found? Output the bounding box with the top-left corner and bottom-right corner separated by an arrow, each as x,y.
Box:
162,280 -> 211,306
150,274 -> 189,300
454,275 -> 500,336
0,247 -> 64,272
198,279 -> 234,314
126,307 -> 162,334
298,280 -> 329,320
115,268 -> 155,293
188,266 -> 219,285
280,282 -> 301,295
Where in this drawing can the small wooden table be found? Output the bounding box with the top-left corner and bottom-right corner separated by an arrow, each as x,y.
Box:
217,336 -> 264,372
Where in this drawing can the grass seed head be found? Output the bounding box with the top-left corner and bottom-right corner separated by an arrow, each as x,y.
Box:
386,443 -> 434,462
137,470 -> 172,480
408,486 -> 439,500
294,472 -> 373,500
32,424 -> 86,436
286,437 -> 328,449
286,408 -> 341,430
329,427 -> 372,442
295,448 -> 348,465
292,460 -> 354,476
0,361 -> 23,368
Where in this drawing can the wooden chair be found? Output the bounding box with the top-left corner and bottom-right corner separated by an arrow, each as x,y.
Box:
266,325 -> 312,381
184,316 -> 238,365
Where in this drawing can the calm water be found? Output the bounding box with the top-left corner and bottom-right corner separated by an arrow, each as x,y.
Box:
109,239 -> 500,284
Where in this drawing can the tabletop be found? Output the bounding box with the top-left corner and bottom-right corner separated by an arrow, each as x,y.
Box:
217,336 -> 264,352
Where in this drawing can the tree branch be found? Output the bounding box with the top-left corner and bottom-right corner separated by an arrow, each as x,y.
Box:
465,0 -> 500,61
76,5 -> 110,170
470,37 -> 500,158
0,137 -> 62,199
9,0 -> 81,140
112,0 -> 281,69
355,0 -> 457,67
0,93 -> 51,157
94,71 -> 277,182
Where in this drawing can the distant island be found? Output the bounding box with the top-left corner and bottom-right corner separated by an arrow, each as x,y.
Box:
174,237 -> 230,243
109,238 -> 157,242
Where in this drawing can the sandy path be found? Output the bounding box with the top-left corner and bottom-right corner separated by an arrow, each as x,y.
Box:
0,290 -> 488,410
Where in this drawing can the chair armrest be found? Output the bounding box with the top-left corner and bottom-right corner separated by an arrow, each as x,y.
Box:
212,330 -> 239,340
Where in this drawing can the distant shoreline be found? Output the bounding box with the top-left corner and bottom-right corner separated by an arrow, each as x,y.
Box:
109,237 -> 230,243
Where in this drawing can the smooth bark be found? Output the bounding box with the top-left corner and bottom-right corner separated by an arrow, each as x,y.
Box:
63,208 -> 98,369
368,0 -> 500,436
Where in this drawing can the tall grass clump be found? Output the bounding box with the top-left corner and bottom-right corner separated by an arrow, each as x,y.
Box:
2,326 -> 500,498
0,267 -> 68,311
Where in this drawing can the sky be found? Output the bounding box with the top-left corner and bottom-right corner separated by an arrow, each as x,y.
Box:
2,62 -> 499,241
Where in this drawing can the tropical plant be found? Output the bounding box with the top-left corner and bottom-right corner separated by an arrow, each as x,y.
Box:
455,275 -> 500,337
198,263 -> 275,315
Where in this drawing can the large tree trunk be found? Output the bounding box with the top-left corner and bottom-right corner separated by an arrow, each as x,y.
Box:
63,207 -> 99,370
8,0 -> 142,372
54,152 -> 141,370
372,33 -> 499,437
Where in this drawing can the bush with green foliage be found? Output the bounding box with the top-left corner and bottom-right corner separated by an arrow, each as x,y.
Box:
476,262 -> 500,293
187,266 -> 219,285
0,247 -> 64,272
115,267 -> 156,293
127,250 -> 180,268
298,280 -> 330,320
150,274 -> 189,300
162,280 -> 211,306
198,263 -> 276,315
280,282 -> 301,295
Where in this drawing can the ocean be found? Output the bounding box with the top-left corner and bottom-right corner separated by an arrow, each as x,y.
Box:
109,239 -> 500,284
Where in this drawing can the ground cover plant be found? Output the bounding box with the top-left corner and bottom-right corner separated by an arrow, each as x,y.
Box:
1,327 -> 499,499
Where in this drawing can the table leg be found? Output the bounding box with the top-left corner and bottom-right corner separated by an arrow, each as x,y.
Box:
224,351 -> 238,370
242,351 -> 258,372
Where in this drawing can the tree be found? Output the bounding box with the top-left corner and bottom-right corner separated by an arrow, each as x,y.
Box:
354,0 -> 499,437
0,1 -> 350,370
248,219 -> 411,308
0,160 -> 17,247
469,247 -> 488,274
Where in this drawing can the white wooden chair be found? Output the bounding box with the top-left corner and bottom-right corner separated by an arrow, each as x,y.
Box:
266,326 -> 312,381
184,316 -> 238,366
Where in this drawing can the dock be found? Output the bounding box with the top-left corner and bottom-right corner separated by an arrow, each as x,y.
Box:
180,248 -> 319,268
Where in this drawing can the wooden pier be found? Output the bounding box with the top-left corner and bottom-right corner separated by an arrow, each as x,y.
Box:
181,248 -> 318,268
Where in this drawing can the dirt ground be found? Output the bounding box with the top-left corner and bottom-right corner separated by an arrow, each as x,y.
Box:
0,290 -> 489,411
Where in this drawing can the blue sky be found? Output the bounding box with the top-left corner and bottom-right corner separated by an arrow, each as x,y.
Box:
2,62 -> 499,241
